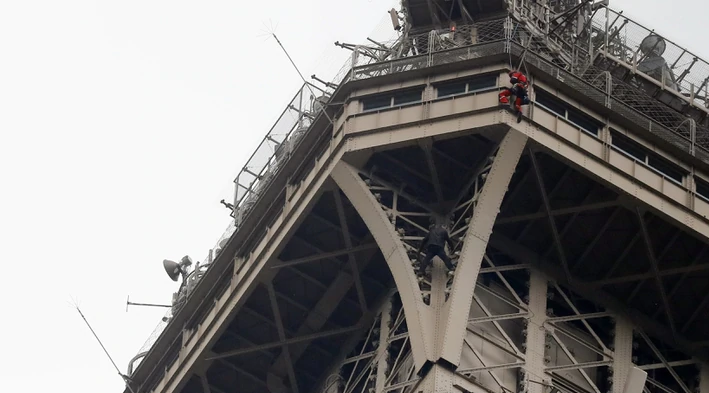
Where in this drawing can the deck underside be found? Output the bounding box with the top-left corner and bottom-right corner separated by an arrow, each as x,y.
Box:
174,130 -> 709,393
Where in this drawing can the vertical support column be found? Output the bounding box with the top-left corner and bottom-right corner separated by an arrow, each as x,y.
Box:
525,270 -> 548,393
375,298 -> 392,393
699,363 -> 709,393
612,318 -> 634,393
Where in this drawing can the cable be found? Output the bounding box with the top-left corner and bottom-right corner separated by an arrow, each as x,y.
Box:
75,306 -> 137,393
271,33 -> 335,126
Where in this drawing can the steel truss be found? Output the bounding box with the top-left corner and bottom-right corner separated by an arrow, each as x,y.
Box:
307,257 -> 705,393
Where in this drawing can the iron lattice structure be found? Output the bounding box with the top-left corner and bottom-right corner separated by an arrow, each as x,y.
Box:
124,1 -> 709,393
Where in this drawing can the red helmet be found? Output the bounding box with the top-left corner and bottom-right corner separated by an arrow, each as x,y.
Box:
509,71 -> 519,84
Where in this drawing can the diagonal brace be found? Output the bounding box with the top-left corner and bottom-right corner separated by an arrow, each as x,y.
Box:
636,208 -> 676,336
529,149 -> 573,284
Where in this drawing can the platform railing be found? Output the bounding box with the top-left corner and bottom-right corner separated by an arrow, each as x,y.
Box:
130,9 -> 709,377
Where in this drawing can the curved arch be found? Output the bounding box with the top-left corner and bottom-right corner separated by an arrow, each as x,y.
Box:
437,130 -> 528,366
331,160 -> 435,371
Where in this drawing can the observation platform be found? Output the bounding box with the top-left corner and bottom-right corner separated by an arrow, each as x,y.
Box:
125,3 -> 709,393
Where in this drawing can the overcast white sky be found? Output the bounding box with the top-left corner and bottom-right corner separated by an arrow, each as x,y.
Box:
0,0 -> 704,392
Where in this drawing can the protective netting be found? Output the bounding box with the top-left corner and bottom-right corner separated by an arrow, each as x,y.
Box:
133,7 -> 709,374
591,8 -> 709,108
232,85 -> 318,227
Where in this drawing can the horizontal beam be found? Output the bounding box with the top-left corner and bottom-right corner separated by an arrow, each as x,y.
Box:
545,360 -> 613,371
639,359 -> 697,370
205,325 -> 363,360
469,313 -> 529,324
496,200 -> 620,225
344,106 -> 709,242
479,263 -> 530,273
547,312 -> 612,323
271,243 -> 379,269
458,362 -> 525,373
589,263 -> 709,286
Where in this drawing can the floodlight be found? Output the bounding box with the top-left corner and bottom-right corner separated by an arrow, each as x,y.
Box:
163,259 -> 182,282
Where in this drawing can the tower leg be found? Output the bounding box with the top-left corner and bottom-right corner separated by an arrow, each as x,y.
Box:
612,318 -> 634,393
524,270 -> 548,393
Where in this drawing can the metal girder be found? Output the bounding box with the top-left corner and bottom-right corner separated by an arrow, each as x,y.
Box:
540,187 -> 600,260
415,364 -> 485,393
217,358 -> 268,388
433,146 -> 472,172
375,300 -> 393,393
636,209 -> 677,335
514,167 -> 572,242
488,233 -> 709,360
529,150 -> 573,284
551,283 -> 608,352
151,143 -> 347,393
331,159 -> 435,371
500,165 -> 533,213
463,337 -> 510,389
637,331 -> 692,393
238,306 -> 335,358
266,282 -> 300,393
681,291 -> 709,334
700,363 -> 709,393
333,189 -> 369,313
612,318 -> 634,393
271,243 -> 379,269
588,263 -> 709,286
472,289 -> 526,356
545,360 -> 613,371
438,130 -> 528,365
571,207 -> 623,271
638,359 -> 697,370
421,142 -> 446,206
601,215 -> 656,279
525,270 -> 548,393
653,247 -> 708,320
310,289 -> 397,393
495,200 -> 619,225
626,229 -> 682,303
199,374 -> 212,393
547,312 -> 611,323
267,235 -> 380,380
547,330 -> 603,393
204,325 -> 361,360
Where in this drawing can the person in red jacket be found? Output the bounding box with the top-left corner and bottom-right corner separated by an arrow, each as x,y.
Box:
499,71 -> 530,121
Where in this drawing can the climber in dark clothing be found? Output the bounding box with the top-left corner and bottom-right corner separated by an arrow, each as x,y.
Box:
417,222 -> 456,275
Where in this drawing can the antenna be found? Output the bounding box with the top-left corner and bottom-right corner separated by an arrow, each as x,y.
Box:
270,33 -> 335,125
75,305 -> 137,393
126,295 -> 171,312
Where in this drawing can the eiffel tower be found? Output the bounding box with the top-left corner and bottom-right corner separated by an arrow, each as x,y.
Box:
125,1 -> 709,393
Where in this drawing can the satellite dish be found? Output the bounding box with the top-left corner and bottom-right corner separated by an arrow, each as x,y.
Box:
163,259 -> 182,281
639,34 -> 666,56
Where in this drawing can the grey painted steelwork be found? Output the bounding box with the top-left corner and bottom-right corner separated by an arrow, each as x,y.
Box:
124,2 -> 709,393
